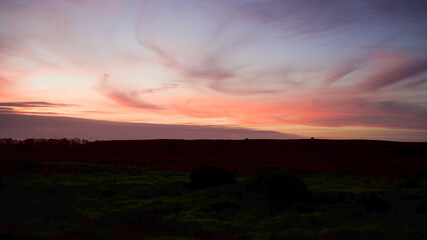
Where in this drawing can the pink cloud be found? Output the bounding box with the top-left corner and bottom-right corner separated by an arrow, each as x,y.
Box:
321,57 -> 365,87
96,74 -> 161,110
359,53 -> 427,91
271,98 -> 427,130
171,92 -> 427,130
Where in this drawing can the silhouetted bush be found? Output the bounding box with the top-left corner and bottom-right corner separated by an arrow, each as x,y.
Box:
211,201 -> 241,212
416,170 -> 426,179
417,200 -> 427,214
45,187 -> 59,195
0,233 -> 26,240
102,190 -> 117,197
316,192 -> 355,205
245,167 -> 312,211
20,160 -> 42,168
358,193 -> 391,214
399,179 -> 419,189
190,166 -> 236,189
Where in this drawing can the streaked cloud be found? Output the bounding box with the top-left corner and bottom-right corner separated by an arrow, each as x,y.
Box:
0,101 -> 71,107
358,53 -> 427,91
0,113 -> 300,140
96,74 -> 162,110
0,106 -> 58,115
222,0 -> 427,35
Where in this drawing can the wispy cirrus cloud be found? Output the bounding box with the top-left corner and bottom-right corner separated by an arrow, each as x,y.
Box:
222,0 -> 427,36
92,1 -> 427,135
358,53 -> 427,91
135,25 -> 238,94
96,74 -> 162,110
135,0 -> 281,95
320,50 -> 427,91
321,56 -> 366,87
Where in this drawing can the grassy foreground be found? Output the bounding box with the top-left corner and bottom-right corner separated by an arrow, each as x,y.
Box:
1,161 -> 426,240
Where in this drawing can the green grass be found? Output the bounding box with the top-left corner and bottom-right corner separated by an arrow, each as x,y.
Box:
1,161 -> 426,240
300,172 -> 427,194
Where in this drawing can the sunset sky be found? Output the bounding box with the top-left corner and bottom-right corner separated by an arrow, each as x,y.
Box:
1,0 -> 427,141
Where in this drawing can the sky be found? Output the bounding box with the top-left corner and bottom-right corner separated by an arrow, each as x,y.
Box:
0,0 -> 427,141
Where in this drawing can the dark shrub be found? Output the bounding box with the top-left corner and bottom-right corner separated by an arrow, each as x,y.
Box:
102,189 -> 117,197
316,192 -> 355,205
45,187 -> 59,194
20,160 -> 42,168
399,179 -> 419,189
417,200 -> 427,214
416,170 -> 426,179
211,201 -> 241,212
245,167 -> 312,211
0,233 -> 25,240
358,193 -> 391,214
190,166 -> 236,189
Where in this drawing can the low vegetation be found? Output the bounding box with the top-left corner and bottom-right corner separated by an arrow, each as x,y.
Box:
1,161 -> 426,240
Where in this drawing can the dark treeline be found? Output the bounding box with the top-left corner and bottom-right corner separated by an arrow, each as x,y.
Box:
0,138 -> 89,145
1,139 -> 426,178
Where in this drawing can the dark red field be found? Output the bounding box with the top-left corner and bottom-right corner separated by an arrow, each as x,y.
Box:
1,139 -> 426,178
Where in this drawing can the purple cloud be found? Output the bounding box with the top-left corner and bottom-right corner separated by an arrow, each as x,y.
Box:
0,113 -> 300,140
359,55 -> 427,90
222,0 -> 427,35
0,102 -> 71,107
135,0 -> 279,95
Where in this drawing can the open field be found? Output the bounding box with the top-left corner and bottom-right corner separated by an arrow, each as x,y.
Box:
1,139 -> 426,178
1,140 -> 427,239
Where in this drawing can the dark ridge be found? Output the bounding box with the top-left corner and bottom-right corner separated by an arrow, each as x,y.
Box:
1,139 -> 426,178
